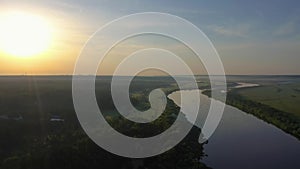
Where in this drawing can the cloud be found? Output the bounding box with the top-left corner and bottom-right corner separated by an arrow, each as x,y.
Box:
208,23 -> 251,38
273,21 -> 297,36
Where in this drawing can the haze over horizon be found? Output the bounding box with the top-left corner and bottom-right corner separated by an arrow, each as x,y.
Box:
0,0 -> 300,75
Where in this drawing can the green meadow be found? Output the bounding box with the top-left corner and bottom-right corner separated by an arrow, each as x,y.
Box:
236,83 -> 300,119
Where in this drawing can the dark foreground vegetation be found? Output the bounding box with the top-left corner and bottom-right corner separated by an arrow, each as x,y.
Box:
0,76 -> 210,169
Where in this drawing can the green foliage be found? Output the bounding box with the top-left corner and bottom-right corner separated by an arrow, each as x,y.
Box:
237,84 -> 300,118
203,85 -> 300,140
0,76 -> 209,169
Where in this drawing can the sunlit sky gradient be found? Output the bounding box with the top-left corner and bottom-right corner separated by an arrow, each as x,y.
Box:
0,0 -> 299,75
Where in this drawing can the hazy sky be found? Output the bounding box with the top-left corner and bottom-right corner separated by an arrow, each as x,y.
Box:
0,0 -> 299,75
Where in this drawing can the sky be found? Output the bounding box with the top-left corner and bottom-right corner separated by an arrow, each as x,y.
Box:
0,0 -> 299,75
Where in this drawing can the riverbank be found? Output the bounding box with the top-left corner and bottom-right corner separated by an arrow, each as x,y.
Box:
169,89 -> 300,169
202,86 -> 300,140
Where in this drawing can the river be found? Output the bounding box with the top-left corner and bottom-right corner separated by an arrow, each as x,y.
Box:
168,89 -> 300,169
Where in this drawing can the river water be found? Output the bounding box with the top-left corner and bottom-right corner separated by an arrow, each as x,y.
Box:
168,90 -> 300,169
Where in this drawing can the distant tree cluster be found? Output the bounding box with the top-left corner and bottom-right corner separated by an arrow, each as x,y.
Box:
203,89 -> 300,140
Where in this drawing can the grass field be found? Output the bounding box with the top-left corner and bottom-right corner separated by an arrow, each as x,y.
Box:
200,76 -> 300,140
236,83 -> 300,119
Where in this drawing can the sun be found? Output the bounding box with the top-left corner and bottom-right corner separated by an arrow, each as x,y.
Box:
0,12 -> 53,57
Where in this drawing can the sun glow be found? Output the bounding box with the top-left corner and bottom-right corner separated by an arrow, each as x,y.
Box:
0,12 -> 53,57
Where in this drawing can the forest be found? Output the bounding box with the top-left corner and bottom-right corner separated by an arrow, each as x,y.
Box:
0,76 -> 210,169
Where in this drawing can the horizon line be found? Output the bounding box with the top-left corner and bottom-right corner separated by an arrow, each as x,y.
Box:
0,74 -> 300,77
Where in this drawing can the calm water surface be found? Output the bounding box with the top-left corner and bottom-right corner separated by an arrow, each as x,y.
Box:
168,90 -> 300,169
